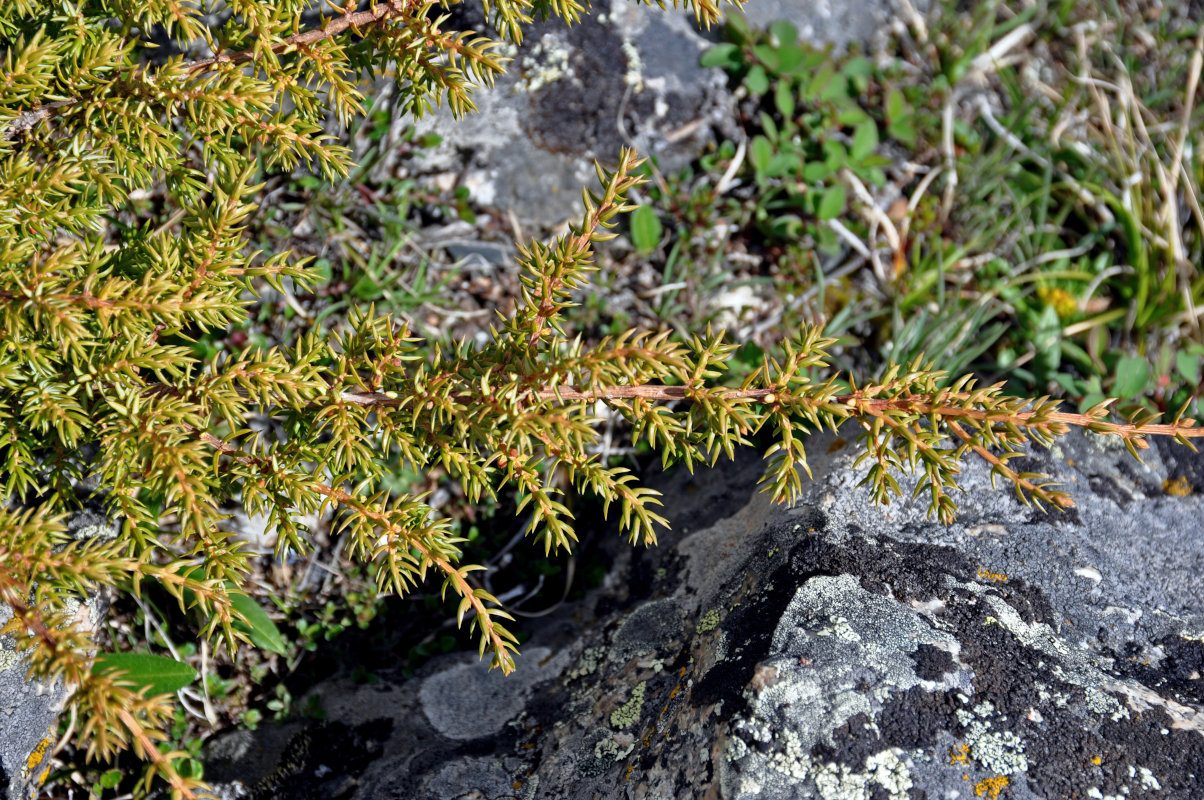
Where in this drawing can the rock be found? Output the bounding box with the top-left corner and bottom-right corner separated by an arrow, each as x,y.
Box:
362,0 -> 932,229
1,509 -> 115,800
363,0 -> 738,229
739,0 -> 928,50
203,428 -> 1204,799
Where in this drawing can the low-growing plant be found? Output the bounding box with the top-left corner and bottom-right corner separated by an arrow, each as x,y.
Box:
1,2 -> 1202,799
702,17 -> 904,247
887,0 -> 1204,413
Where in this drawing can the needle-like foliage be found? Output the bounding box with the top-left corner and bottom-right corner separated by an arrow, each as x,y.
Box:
1,2 -> 1201,797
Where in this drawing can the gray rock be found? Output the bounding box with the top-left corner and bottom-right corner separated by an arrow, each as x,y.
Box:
202,428 -> 1204,799
738,0 -> 929,50
357,0 -> 929,230
363,0 -> 738,229
1,511 -> 114,800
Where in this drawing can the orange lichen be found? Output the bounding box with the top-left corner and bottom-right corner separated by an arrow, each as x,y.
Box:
624,765 -> 635,782
974,776 -> 1010,799
26,733 -> 51,775
976,568 -> 1009,583
1164,476 -> 1193,497
950,744 -> 971,765
512,782 -> 523,790
1091,755 -> 1102,766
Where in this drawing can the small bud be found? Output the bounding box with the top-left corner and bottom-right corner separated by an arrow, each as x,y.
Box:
764,393 -> 777,404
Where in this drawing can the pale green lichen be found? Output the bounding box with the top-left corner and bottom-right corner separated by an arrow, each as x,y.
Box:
970,730 -> 1027,776
726,735 -> 749,762
567,646 -> 606,681
1087,789 -> 1126,800
611,681 -> 646,729
815,615 -> 861,642
697,609 -> 721,634
811,750 -> 913,800
1035,682 -> 1070,707
0,643 -> 20,673
766,728 -> 809,780
1084,688 -> 1130,721
594,732 -> 636,761
958,701 -> 1028,776
621,38 -> 644,91
517,35 -> 573,94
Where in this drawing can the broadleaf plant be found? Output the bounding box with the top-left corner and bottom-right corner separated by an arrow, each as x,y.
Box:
1,2 -> 1201,797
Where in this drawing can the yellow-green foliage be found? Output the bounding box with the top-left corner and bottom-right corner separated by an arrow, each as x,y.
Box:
0,2 -> 1200,797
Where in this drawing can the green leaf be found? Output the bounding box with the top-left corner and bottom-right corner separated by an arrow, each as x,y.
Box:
841,57 -> 873,80
802,162 -> 831,183
775,80 -> 796,118
766,154 -> 798,178
351,274 -> 382,300
888,118 -> 917,146
823,140 -> 849,170
700,43 -> 740,69
753,44 -> 780,73
1033,305 -> 1062,373
229,591 -> 289,656
1113,356 -> 1150,399
886,87 -> 917,146
836,107 -> 871,126
816,224 -> 841,254
887,86 -> 906,120
759,112 -> 780,142
745,65 -> 769,95
311,258 -> 333,284
768,214 -> 804,239
750,135 -> 773,174
629,205 -> 663,254
768,21 -> 798,46
1175,349 -> 1200,384
775,44 -> 807,75
817,184 -> 846,220
93,653 -> 196,697
851,120 -> 879,161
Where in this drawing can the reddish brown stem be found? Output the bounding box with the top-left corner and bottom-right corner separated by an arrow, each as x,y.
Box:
947,419 -> 1074,508
187,1 -> 412,75
336,385 -> 1204,440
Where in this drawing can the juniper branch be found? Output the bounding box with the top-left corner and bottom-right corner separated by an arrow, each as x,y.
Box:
336,383 -> 1203,440
2,0 -> 423,140
185,1 -> 415,75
